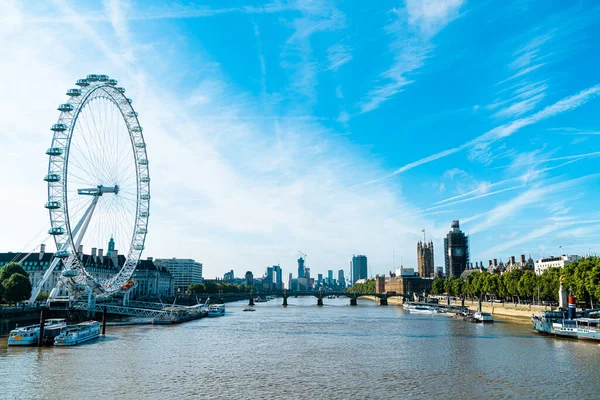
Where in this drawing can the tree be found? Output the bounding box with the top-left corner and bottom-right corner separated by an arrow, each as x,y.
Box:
518,271 -> 537,302
484,274 -> 500,300
0,262 -> 32,303
0,262 -> 28,283
444,278 -> 454,296
503,269 -> 523,303
451,277 -> 464,298
204,282 -> 219,293
584,259 -> 600,308
539,268 -> 560,302
188,283 -> 206,294
432,278 -> 445,295
3,273 -> 32,303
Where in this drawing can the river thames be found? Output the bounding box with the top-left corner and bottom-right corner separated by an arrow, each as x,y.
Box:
2,297 -> 600,399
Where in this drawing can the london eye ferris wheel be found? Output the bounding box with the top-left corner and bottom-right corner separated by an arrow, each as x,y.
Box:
31,74 -> 150,301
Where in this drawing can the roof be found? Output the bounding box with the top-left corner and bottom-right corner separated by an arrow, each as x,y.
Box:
0,251 -> 170,275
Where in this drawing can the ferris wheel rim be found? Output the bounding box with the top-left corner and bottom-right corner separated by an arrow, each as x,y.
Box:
45,74 -> 150,295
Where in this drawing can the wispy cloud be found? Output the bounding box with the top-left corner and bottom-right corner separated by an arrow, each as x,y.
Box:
326,43 -> 352,72
281,2 -> 346,104
358,0 -> 464,113
467,174 -> 598,235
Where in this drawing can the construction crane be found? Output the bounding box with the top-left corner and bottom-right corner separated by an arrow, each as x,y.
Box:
297,250 -> 307,261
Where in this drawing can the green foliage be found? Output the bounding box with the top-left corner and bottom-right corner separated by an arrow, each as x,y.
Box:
431,278 -> 445,295
562,257 -> 600,307
430,257 -> 600,306
346,279 -> 376,294
0,262 -> 32,303
188,282 -> 249,294
3,273 -> 32,303
0,262 -> 28,283
188,284 -> 206,294
36,291 -> 50,302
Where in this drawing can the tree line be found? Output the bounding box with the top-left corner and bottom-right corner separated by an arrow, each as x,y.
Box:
188,282 -> 251,294
345,279 -> 375,294
431,256 -> 600,307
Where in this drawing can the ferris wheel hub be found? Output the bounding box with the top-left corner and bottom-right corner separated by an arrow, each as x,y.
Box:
77,185 -> 120,196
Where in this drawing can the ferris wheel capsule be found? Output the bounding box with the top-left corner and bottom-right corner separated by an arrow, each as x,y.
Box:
58,104 -> 74,112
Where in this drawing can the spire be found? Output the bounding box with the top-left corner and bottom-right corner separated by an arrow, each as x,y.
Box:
107,237 -> 115,256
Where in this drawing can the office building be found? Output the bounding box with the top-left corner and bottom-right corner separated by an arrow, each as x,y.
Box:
298,257 -> 305,279
245,271 -> 254,287
223,270 -> 234,282
443,220 -> 469,278
273,264 -> 283,290
351,255 -> 368,284
338,269 -> 345,288
155,258 -> 203,292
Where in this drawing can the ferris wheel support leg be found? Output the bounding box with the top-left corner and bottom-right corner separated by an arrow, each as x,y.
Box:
29,197 -> 100,303
87,289 -> 96,318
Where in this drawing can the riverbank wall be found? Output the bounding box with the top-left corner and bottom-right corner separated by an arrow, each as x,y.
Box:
452,300 -> 551,319
363,295 -> 548,319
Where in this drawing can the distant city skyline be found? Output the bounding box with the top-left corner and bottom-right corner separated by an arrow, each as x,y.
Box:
1,1 -> 600,279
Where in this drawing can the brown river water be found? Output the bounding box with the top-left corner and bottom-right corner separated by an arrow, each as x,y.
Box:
1,297 -> 600,399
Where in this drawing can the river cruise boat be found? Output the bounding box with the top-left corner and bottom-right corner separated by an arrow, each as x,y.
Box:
7,319 -> 66,346
208,304 -> 225,317
254,297 -> 268,303
408,305 -> 437,314
532,311 -> 600,340
54,321 -> 101,346
153,304 -> 207,325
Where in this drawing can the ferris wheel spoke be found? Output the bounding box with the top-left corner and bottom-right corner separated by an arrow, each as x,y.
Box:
78,105 -> 113,184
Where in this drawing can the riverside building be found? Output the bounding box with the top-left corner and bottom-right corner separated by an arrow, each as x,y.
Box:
154,258 -> 203,293
0,244 -> 173,299
534,255 -> 580,275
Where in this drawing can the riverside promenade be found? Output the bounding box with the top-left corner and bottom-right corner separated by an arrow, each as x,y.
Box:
364,296 -> 551,319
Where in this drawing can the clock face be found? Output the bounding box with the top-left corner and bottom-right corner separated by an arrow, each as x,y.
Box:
453,248 -> 463,257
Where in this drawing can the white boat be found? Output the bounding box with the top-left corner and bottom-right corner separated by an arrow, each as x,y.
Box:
409,305 -> 437,314
208,304 -> 225,317
54,321 -> 101,346
473,312 -> 494,323
7,319 -> 66,346
532,311 -> 600,340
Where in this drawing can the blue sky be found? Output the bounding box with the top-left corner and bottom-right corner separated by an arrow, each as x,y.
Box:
1,0 -> 600,279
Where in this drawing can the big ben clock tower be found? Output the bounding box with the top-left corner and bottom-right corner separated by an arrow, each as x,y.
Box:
444,220 -> 469,277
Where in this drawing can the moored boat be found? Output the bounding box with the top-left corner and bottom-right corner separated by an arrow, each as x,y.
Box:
473,312 -> 494,323
208,304 -> 225,317
8,319 -> 66,346
54,321 -> 101,346
532,311 -> 600,340
153,305 -> 206,325
408,305 -> 437,314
